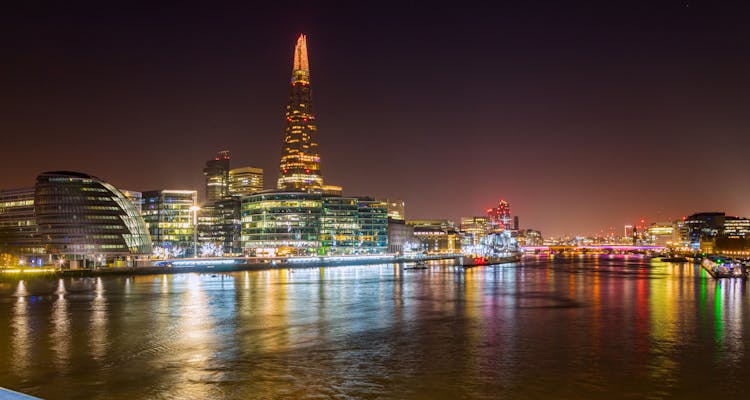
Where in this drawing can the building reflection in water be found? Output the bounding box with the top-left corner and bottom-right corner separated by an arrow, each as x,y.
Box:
51,279 -> 70,368
11,281 -> 30,375
90,277 -> 108,360
0,258 -> 748,399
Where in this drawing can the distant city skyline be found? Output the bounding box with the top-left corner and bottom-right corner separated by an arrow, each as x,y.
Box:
2,1 -> 749,237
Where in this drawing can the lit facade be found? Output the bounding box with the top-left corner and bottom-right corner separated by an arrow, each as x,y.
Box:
408,219 -> 461,254
723,216 -> 750,238
320,196 -> 359,254
277,34 -> 323,191
204,150 -> 231,203
460,216 -> 489,246
356,197 -> 388,254
142,190 -> 198,255
0,187 -> 44,264
685,212 -> 725,249
198,197 -> 242,255
34,171 -> 152,265
647,223 -> 674,247
228,166 -> 264,197
242,191 -> 322,256
382,198 -> 405,221
241,192 -> 388,256
121,190 -> 143,214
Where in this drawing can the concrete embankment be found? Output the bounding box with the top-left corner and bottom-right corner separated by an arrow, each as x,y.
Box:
0,254 -> 461,282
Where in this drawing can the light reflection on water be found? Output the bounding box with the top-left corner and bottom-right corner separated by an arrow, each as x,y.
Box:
0,258 -> 748,399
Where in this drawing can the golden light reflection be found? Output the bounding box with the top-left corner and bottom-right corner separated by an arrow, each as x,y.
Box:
171,273 -> 214,399
51,279 -> 70,368
11,281 -> 30,374
90,277 -> 108,360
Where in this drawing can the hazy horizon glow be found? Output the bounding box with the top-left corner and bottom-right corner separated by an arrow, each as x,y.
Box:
2,1 -> 749,237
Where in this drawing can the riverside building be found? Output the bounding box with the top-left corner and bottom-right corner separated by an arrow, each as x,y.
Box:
34,171 -> 152,267
241,192 -> 387,256
0,187 -> 44,265
142,190 -> 198,255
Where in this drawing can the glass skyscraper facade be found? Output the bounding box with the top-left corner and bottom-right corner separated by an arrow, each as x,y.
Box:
356,198 -> 388,254
198,197 -> 242,255
204,150 -> 231,203
34,171 -> 152,263
241,193 -> 388,256
142,190 -> 197,255
277,34 -> 323,191
242,191 -> 322,256
0,187 -> 44,264
320,197 -> 359,254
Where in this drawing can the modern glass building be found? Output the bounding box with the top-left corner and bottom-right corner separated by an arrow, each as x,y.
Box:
242,191 -> 322,256
320,196 -> 359,254
229,166 -> 264,197
356,197 -> 388,254
34,171 -> 152,265
0,187 -> 45,265
198,197 -> 242,255
142,190 -> 197,255
277,34 -> 324,191
204,150 -> 231,203
241,192 -> 389,256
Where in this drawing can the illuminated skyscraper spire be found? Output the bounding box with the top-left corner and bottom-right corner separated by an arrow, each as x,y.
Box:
293,34 -> 309,74
278,33 -> 323,191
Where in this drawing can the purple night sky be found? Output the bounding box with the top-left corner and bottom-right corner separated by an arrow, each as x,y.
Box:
2,1 -> 749,236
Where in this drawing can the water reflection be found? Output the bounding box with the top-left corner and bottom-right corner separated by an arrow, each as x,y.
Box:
0,259 -> 748,399
51,280 -> 70,368
11,281 -> 30,374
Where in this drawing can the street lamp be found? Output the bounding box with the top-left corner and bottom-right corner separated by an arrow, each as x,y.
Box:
190,205 -> 200,258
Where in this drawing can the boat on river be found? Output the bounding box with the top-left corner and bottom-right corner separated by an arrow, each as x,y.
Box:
701,256 -> 748,279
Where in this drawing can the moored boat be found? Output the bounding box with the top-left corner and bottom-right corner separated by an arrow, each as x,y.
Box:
701,256 -> 748,279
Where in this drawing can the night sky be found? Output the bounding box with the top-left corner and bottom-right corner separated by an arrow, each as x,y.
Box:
2,1 -> 749,236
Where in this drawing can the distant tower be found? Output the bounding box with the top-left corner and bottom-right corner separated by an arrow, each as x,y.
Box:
277,34 -> 323,191
203,150 -> 230,203
487,199 -> 512,230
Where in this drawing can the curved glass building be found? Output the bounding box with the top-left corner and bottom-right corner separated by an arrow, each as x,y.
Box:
35,171 -> 152,263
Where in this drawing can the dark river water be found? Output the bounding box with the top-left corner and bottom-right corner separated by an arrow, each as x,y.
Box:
0,256 -> 748,399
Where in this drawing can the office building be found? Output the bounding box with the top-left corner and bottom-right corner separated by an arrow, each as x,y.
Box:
382,198 -> 405,221
204,150 -> 231,203
723,216 -> 750,238
320,196 -> 359,254
242,191 -> 322,256
198,197 -> 242,255
460,216 -> 489,246
0,187 -> 44,265
355,197 -> 388,254
409,219 -> 461,254
142,190 -> 198,255
228,166 -> 264,197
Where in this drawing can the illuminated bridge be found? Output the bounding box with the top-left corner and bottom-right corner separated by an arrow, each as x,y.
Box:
522,245 -> 667,254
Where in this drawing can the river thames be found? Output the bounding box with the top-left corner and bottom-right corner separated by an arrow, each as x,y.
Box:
0,257 -> 748,399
